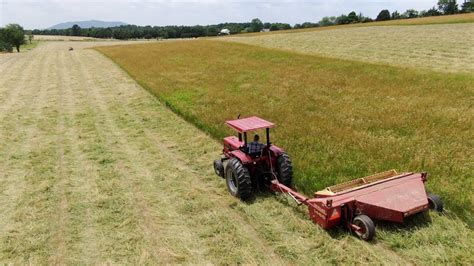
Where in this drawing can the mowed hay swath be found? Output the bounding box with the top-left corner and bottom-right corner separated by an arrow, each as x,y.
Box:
96,40 -> 474,224
224,23 -> 474,73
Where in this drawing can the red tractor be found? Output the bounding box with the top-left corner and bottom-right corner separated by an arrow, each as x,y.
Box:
214,116 -> 444,241
213,116 -> 293,199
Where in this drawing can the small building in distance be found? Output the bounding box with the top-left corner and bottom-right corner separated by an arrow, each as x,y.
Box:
219,29 -> 231,35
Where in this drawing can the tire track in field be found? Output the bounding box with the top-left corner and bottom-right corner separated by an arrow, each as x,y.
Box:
47,55 -> 68,265
55,50 -> 102,264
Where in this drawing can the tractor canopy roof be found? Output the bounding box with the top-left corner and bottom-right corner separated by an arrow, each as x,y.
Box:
226,116 -> 275,133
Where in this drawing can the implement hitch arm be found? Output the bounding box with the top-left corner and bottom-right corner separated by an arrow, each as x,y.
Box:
270,180 -> 311,207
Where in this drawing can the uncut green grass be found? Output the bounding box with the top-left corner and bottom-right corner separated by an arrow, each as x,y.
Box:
96,40 -> 473,225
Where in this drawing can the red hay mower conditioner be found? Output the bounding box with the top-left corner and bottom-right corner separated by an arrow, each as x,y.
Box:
213,116 -> 443,241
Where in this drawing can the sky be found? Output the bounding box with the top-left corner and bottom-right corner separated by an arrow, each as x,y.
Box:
1,0 -> 439,29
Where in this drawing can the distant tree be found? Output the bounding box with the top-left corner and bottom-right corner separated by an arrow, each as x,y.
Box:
279,23 -> 292,30
420,7 -> 442,16
357,12 -> 371,23
206,26 -> 218,36
293,23 -> 302,29
3,24 -> 25,52
28,34 -> 34,44
263,22 -> 271,29
438,0 -> 459,14
250,18 -> 264,32
71,24 -> 81,36
270,24 -> 279,31
461,0 -> 474,12
301,22 -> 318,28
335,14 -> 350,24
319,16 -> 336,26
376,9 -> 391,21
347,11 -> 359,23
391,11 -> 402,19
403,9 -> 419,18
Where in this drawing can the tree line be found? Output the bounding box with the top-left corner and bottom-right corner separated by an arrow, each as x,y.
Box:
6,0 -> 474,45
317,0 -> 473,26
31,19 -> 293,40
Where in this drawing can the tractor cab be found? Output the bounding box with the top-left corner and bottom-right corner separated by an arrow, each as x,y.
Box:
224,116 -> 274,157
214,116 -> 293,200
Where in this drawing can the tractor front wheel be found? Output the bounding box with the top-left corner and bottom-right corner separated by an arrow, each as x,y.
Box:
353,215 -> 375,241
213,159 -> 224,178
225,158 -> 252,200
427,193 -> 443,212
277,153 -> 293,187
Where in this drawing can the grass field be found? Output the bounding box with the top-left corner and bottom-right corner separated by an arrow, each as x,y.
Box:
2,41 -> 472,264
224,23 -> 474,73
97,40 -> 473,227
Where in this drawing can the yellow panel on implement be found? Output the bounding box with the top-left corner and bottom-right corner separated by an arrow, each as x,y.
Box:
316,170 -> 399,196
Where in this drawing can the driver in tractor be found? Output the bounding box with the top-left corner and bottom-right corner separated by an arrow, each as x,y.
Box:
248,134 -> 265,156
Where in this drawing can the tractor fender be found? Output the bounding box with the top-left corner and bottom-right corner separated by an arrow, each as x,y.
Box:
229,150 -> 253,164
269,145 -> 284,156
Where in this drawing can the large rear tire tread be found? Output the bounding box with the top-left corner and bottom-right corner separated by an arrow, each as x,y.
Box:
226,158 -> 252,200
353,215 -> 375,241
277,153 -> 293,187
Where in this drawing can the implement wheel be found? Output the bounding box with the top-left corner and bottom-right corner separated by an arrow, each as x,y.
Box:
353,215 -> 375,241
277,153 -> 293,187
427,193 -> 443,212
225,158 -> 252,200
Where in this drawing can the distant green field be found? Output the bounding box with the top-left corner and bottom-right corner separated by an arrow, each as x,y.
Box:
97,40 -> 473,226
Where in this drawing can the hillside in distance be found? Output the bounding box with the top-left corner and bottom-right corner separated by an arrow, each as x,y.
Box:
48,20 -> 128,29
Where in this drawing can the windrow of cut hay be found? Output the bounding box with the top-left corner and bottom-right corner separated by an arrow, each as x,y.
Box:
223,23 -> 474,73
96,40 -> 473,225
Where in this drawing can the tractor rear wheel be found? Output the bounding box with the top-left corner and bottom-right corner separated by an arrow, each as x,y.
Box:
353,215 -> 375,241
427,193 -> 443,212
277,153 -> 293,187
225,158 -> 252,200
